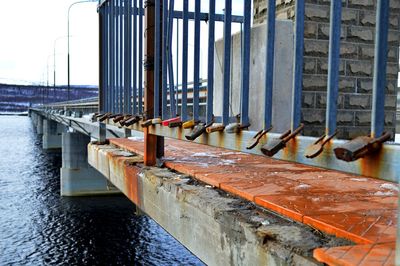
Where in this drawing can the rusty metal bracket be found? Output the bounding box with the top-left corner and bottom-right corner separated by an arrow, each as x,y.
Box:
261,124 -> 304,157
182,119 -> 200,129
304,131 -> 337,159
124,116 -> 142,127
206,124 -> 225,133
98,113 -> 112,122
141,117 -> 161,128
185,119 -> 214,141
168,121 -> 183,128
334,132 -> 391,162
162,116 -> 181,127
113,115 -> 126,123
246,126 -> 273,150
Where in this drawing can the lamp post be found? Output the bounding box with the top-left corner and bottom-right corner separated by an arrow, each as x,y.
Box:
67,0 -> 97,101
53,36 -> 68,101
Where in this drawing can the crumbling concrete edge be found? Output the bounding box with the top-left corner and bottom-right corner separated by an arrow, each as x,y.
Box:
88,143 -> 350,266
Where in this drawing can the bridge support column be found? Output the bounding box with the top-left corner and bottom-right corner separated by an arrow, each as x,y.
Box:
60,132 -> 119,196
42,119 -> 65,150
36,115 -> 44,135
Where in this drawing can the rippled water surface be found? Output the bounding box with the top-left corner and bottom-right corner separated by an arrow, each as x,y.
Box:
0,116 -> 203,265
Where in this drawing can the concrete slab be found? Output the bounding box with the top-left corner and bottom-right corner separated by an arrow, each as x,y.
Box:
107,138 -> 398,265
88,142 -> 350,265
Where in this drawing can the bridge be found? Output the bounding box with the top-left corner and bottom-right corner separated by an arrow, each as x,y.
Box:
29,0 -> 399,265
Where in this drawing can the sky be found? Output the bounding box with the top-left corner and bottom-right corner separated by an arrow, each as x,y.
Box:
0,0 -> 247,87
0,0 -> 99,86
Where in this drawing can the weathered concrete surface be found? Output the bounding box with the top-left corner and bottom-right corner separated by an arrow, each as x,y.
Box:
42,119 -> 65,150
88,143 -> 350,265
60,132 -> 119,196
214,21 -> 294,132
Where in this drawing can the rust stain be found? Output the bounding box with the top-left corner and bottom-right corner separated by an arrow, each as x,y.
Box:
283,137 -> 298,161
177,127 -> 182,139
235,131 -> 242,151
359,147 -> 384,178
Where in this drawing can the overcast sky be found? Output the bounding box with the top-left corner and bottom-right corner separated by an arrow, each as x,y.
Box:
0,0 -> 247,87
0,0 -> 99,86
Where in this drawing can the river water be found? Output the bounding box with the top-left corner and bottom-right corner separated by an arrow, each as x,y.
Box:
0,116 -> 203,265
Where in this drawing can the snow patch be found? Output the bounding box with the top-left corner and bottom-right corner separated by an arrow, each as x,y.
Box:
374,191 -> 395,196
192,152 -> 219,158
380,183 -> 399,191
350,178 -> 368,182
295,184 -> 311,190
128,136 -> 144,142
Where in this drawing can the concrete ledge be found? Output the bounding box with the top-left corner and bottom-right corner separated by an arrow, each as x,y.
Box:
88,143 -> 349,265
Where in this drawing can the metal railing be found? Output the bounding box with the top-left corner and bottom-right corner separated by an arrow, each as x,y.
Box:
97,0 -> 399,182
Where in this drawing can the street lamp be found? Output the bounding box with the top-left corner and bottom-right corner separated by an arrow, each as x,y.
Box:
67,0 -> 97,101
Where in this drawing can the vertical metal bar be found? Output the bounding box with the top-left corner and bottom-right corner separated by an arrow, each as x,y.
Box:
290,0 -> 305,131
193,0 -> 201,121
99,6 -> 105,113
264,0 -> 275,130
99,5 -> 107,142
222,0 -> 232,125
175,19 -> 179,116
138,0 -> 143,114
325,0 -> 341,136
123,0 -> 129,114
154,0 -> 161,118
116,0 -> 120,113
181,0 -> 188,121
371,0 -> 389,138
161,0 -> 168,119
107,3 -> 111,113
144,0 -> 158,165
133,0 -> 138,114
167,0 -> 176,117
240,0 -> 251,126
127,0 -> 133,113
111,0 -> 115,113
120,0 -> 124,114
206,0 -> 215,124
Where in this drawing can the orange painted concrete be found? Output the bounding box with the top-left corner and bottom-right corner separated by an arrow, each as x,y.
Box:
109,138 -> 398,265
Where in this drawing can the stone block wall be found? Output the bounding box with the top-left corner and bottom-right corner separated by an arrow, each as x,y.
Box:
253,0 -> 400,139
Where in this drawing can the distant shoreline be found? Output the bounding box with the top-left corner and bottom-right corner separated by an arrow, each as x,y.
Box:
0,112 -> 28,116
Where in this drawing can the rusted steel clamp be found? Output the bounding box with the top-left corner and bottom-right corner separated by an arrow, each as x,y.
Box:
168,121 -> 183,128
123,115 -> 142,126
182,119 -> 200,129
113,115 -> 126,123
206,124 -> 225,133
261,124 -> 304,157
141,117 -> 162,128
246,127 -> 273,150
98,113 -> 112,122
304,131 -> 337,158
185,120 -> 214,141
334,132 -> 391,162
162,116 -> 181,127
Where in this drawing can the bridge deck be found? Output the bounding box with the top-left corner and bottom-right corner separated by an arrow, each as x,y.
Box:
109,137 -> 398,266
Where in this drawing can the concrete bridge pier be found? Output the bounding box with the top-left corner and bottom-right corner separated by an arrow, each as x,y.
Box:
42,119 -> 65,150
60,132 -> 120,196
35,115 -> 44,135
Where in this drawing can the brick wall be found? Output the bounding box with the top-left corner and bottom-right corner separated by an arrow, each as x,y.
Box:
253,0 -> 400,139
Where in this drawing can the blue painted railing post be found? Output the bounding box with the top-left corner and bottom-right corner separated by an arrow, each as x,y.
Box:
193,0 -> 201,121
290,0 -> 305,131
325,0 -> 342,136
181,0 -> 188,121
371,0 -> 389,138
206,0 -> 215,124
240,0 -> 251,127
222,0 -> 232,125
